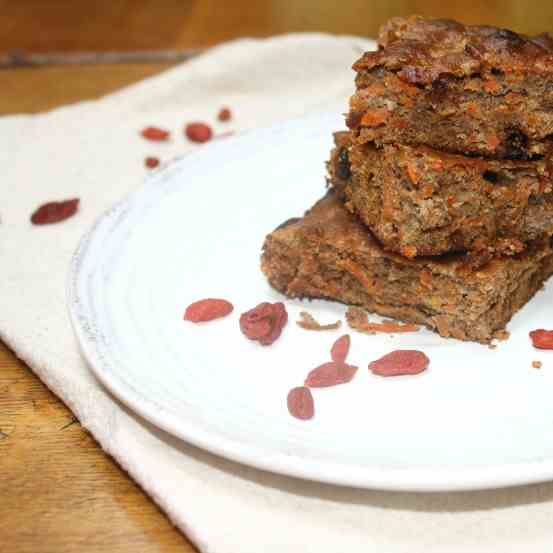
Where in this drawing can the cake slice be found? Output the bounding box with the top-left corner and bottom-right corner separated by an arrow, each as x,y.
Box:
348,16 -> 553,159
328,131 -> 553,257
261,191 -> 553,344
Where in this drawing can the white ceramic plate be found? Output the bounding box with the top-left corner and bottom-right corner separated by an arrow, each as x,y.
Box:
69,111 -> 553,492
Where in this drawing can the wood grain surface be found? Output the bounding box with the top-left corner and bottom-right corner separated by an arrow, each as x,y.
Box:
2,0 -> 553,55
2,3 -> 553,552
0,342 -> 195,552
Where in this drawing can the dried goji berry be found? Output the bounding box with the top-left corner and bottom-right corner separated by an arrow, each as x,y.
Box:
239,302 -> 287,345
145,156 -> 160,169
217,107 -> 232,122
141,126 -> 170,141
184,298 -> 233,323
529,329 -> 553,349
185,122 -> 213,143
31,199 -> 79,225
368,350 -> 429,377
304,361 -> 358,388
287,387 -> 314,420
331,335 -> 350,363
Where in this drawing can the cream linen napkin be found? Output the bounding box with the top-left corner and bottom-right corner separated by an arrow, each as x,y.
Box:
3,34 -> 553,553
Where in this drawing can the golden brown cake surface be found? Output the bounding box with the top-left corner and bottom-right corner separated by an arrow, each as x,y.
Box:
348,16 -> 553,158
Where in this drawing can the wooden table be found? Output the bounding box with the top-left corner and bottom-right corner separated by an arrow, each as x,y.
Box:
3,3 -> 553,551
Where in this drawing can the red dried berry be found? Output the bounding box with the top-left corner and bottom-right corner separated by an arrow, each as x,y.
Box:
218,107 -> 232,122
185,122 -> 213,143
239,302 -> 288,345
287,387 -> 314,420
529,329 -> 553,349
141,126 -> 170,141
145,156 -> 160,169
368,350 -> 429,377
184,298 -> 233,323
304,361 -> 358,388
31,199 -> 79,225
331,334 -> 350,363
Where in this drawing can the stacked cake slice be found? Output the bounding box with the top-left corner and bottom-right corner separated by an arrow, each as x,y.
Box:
261,16 -> 553,344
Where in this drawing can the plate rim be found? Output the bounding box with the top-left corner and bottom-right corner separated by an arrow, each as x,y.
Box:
67,112 -> 553,492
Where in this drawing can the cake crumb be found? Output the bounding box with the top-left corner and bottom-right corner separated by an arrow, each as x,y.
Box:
297,311 -> 341,331
488,343 -> 497,350
346,307 -> 419,334
493,330 -> 510,341
532,360 -> 542,369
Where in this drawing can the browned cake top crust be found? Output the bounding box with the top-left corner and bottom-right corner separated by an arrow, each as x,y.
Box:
354,16 -> 553,85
